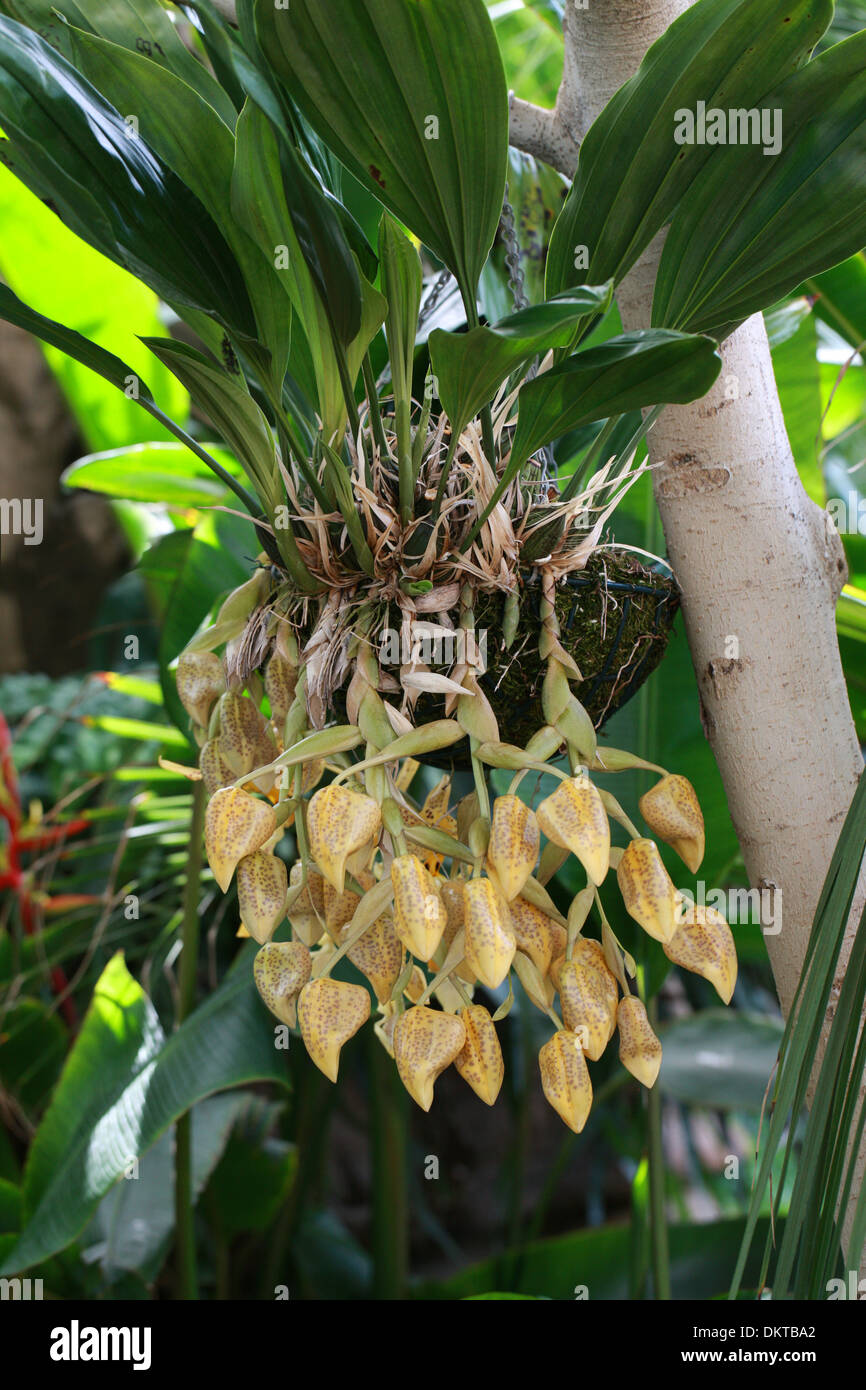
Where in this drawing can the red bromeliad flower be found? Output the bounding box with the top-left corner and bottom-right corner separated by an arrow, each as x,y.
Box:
0,709 -> 97,1029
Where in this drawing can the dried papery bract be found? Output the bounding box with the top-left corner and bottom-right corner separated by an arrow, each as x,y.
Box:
454,1005 -> 504,1105
537,776 -> 610,886
486,794 -> 539,900
463,876 -> 516,988
391,854 -> 447,960
254,940 -> 311,1027
176,651 -> 225,728
297,977 -> 371,1082
393,1005 -> 467,1111
205,787 -> 277,892
663,903 -> 737,1004
558,960 -> 617,1060
617,995 -> 663,1088
616,837 -> 680,944
639,773 -> 705,874
538,1029 -> 593,1133
306,784 -> 382,893
236,849 -> 288,944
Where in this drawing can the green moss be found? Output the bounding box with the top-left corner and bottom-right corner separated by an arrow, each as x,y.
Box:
320,552 -> 678,764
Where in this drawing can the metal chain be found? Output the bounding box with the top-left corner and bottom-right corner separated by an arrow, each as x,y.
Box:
418,267 -> 454,327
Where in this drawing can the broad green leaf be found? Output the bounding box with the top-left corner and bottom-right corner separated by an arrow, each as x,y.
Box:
429,285 -> 612,438
0,16 -> 255,335
546,0 -> 833,296
0,951 -> 288,1275
510,329 -> 723,478
0,163 -> 185,450
1,0 -> 237,124
141,338 -> 277,505
0,1000 -> 67,1112
63,442 -> 244,509
206,1100 -> 297,1236
256,0 -> 509,311
770,310 -> 824,504
0,281 -> 256,515
139,517 -> 248,734
653,30 -> 866,340
805,253 -> 866,352
418,1214 -> 779,1300
379,213 -> 423,518
659,1011 -> 784,1111
66,25 -> 291,383
87,1092 -> 248,1284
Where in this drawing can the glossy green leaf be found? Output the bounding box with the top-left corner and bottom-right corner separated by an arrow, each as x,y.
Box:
0,281 -> 257,515
87,1093 -> 248,1284
510,329 -> 723,478
546,0 -> 833,296
805,252 -> 866,352
0,16 -> 255,335
0,951 -> 288,1275
66,24 -> 291,383
141,338 -> 277,505
429,284 -> 612,439
0,162 -> 185,451
419,1214 -> 779,1300
256,0 -> 509,310
139,519 -> 248,735
653,30 -> 866,340
1,0 -> 237,124
63,442 -> 244,509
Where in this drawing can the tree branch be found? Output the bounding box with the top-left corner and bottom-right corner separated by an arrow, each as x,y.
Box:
507,2 -> 583,176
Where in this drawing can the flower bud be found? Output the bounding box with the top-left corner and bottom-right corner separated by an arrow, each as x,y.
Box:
177,652 -> 225,728
617,995 -> 662,1088
537,776 -> 610,886
254,940 -> 311,1027
217,692 -> 275,779
391,855 -> 447,960
639,774 -> 704,873
454,1005 -> 504,1106
663,903 -> 737,1004
199,738 -> 234,797
508,895 -> 566,976
616,838 -> 680,944
264,652 -> 297,726
558,960 -> 617,1061
286,863 -> 326,945
538,1030 -> 593,1133
486,795 -> 540,900
236,849 -> 288,944
393,1005 -> 466,1111
463,877 -> 516,989
297,978 -> 371,1082
344,915 -> 404,1003
205,787 -> 277,892
307,784 -> 382,893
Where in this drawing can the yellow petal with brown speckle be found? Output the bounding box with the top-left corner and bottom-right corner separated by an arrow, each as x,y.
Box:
454,1005 -> 504,1105
537,776 -> 610,885
307,784 -> 382,893
639,774 -> 704,873
393,1005 -> 466,1111
663,903 -> 737,1004
463,877 -> 516,989
617,995 -> 662,1088
486,795 -> 540,900
538,1030 -> 593,1132
297,978 -> 371,1082
236,849 -> 288,944
205,788 -> 277,892
616,838 -> 680,943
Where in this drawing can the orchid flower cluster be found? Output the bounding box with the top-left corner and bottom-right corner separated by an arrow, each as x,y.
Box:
176,569 -> 737,1134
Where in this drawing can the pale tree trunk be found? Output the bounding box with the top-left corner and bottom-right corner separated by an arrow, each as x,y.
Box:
511,0 -> 866,1278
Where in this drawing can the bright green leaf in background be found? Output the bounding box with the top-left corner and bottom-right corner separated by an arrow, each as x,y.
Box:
0,164 -> 186,450
0,952 -> 288,1276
